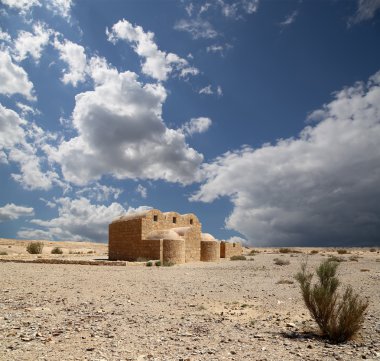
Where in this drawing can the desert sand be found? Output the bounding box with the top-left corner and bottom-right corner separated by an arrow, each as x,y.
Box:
0,239 -> 379,361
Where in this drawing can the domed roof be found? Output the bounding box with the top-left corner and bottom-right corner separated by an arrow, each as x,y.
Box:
146,229 -> 183,240
202,233 -> 216,241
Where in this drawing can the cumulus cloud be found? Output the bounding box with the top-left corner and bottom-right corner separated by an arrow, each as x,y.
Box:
107,19 -> 198,81
53,36 -> 88,86
0,28 -> 11,42
0,50 -> 35,100
182,117 -> 212,136
0,203 -> 34,221
47,57 -> 204,186
17,197 -> 128,242
206,43 -> 233,56
192,70 -> 380,247
0,0 -> 41,13
45,0 -> 73,19
13,23 -> 51,62
174,18 -> 218,39
349,0 -> 380,24
0,104 -> 58,190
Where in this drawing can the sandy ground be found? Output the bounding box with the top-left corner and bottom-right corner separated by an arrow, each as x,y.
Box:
0,240 -> 379,361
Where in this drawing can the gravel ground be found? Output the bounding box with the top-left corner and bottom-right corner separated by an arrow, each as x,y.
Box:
0,245 -> 379,361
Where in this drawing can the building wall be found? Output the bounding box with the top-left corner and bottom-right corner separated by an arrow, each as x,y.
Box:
201,240 -> 220,262
109,218 -> 142,261
220,241 -> 243,258
109,209 -> 242,263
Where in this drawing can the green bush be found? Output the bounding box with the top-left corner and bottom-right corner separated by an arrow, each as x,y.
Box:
155,260 -> 161,266
274,257 -> 290,266
26,241 -> 44,254
230,255 -> 247,261
146,261 -> 153,267
51,247 -> 63,254
295,260 -> 368,343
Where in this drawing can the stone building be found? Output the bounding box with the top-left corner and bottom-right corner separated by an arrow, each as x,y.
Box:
108,209 -> 242,263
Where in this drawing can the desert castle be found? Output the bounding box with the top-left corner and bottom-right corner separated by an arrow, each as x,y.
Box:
108,209 -> 242,264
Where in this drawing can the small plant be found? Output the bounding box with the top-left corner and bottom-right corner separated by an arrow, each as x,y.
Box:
327,255 -> 345,263
274,257 -> 290,266
163,260 -> 175,267
310,250 -> 319,255
295,260 -> 368,343
146,261 -> 153,267
337,249 -> 349,255
26,241 -> 44,254
279,248 -> 292,254
230,255 -> 246,261
249,249 -> 259,255
87,250 -> 95,254
155,260 -> 161,266
0,251 -> 8,255
276,279 -> 294,284
370,248 -> 376,252
349,256 -> 359,262
51,247 -> 63,254
360,269 -> 370,272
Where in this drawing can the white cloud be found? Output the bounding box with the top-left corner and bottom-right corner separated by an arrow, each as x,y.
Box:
76,183 -> 123,202
107,19 -> 198,82
192,70 -> 380,247
0,50 -> 35,100
14,22 -> 52,62
185,2 -> 194,16
47,57 -> 204,186
174,18 -> 218,39
53,36 -> 88,86
199,85 -> 213,95
0,28 -> 11,42
182,117 -> 212,136
0,104 -> 58,190
199,85 -> 223,96
217,0 -> 259,19
18,197 -> 128,242
349,0 -> 380,24
279,10 -> 298,27
0,203 -> 34,221
45,0 -> 73,19
16,102 -> 40,117
206,43 -> 233,56
136,184 -> 147,198
0,0 -> 41,13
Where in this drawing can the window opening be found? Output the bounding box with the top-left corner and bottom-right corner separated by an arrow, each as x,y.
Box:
173,217 -> 177,223
153,215 -> 158,222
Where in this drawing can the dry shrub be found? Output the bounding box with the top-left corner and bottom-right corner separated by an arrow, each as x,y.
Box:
328,255 -> 346,263
349,256 -> 359,262
51,247 -> 63,254
360,269 -> 370,272
274,257 -> 290,266
295,260 -> 368,343
0,251 -> 8,255
310,250 -> 319,255
26,241 -> 44,254
369,248 -> 376,252
337,249 -> 349,255
230,255 -> 247,261
249,249 -> 260,255
279,248 -> 292,253
276,279 -> 294,285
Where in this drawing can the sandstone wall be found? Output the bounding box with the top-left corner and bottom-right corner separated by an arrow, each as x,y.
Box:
109,218 -> 142,261
162,239 -> 185,264
220,241 -> 242,258
200,240 -> 220,262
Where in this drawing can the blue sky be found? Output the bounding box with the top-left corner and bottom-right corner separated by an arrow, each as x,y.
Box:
1,0 -> 380,247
